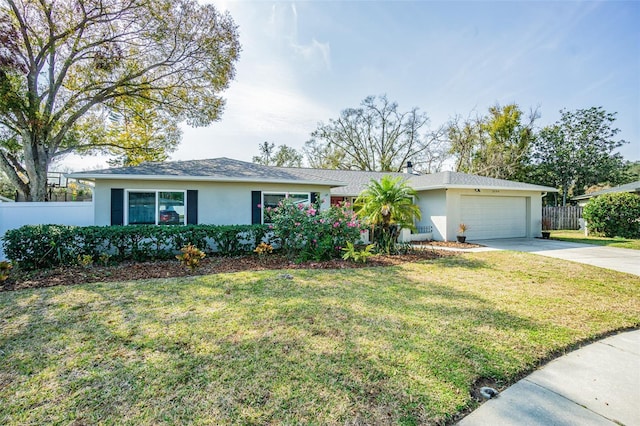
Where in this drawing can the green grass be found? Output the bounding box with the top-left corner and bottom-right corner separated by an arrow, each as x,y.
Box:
1,252 -> 639,425
551,230 -> 640,250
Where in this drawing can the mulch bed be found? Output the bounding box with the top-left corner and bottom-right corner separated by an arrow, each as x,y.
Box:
413,241 -> 483,249
1,249 -> 458,292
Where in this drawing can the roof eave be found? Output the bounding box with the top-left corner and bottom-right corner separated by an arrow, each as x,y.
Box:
572,187 -> 640,200
412,184 -> 558,192
65,173 -> 346,188
572,194 -> 592,200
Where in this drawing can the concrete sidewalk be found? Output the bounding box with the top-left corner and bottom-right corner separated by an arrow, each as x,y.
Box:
458,329 -> 640,425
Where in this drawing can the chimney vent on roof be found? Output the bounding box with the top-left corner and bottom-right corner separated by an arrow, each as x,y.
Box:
406,161 -> 413,174
444,171 -> 451,184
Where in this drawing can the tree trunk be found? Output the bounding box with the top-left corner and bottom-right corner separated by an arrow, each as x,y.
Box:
25,168 -> 49,201
20,132 -> 52,202
560,181 -> 571,207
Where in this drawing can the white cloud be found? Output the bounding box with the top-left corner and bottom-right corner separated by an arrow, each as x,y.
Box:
267,2 -> 332,71
165,1 -> 335,162
207,0 -> 233,13
291,38 -> 331,71
223,80 -> 332,134
58,0 -> 640,171
172,77 -> 333,162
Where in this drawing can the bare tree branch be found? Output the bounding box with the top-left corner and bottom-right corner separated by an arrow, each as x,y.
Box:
306,95 -> 442,172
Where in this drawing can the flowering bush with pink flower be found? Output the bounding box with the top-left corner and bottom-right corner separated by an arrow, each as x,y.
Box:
268,199 -> 363,262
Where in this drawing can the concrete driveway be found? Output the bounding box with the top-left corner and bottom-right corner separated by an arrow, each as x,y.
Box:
472,238 -> 640,276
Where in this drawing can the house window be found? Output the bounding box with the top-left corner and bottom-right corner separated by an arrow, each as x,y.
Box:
126,190 -> 186,225
262,192 -> 310,223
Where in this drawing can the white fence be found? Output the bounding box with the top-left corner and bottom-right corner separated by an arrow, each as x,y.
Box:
0,202 -> 94,260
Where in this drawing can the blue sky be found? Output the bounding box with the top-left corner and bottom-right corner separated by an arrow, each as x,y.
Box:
66,0 -> 640,170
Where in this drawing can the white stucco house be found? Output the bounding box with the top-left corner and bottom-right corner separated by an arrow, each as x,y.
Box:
67,157 -> 557,242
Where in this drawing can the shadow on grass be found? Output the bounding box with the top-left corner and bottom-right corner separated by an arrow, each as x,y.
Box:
553,236 -> 631,247
426,255 -> 490,270
1,264 -> 636,425
551,231 -> 640,250
0,270 -> 545,425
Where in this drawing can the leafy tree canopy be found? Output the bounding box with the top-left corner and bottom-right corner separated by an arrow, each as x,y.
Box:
447,103 -> 537,181
0,0 -> 240,200
529,107 -> 627,205
622,160 -> 640,183
103,98 -> 181,167
0,171 -> 16,199
272,145 -> 303,168
252,142 -> 302,167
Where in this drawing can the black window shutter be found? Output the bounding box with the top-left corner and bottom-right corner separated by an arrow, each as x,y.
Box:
251,191 -> 262,224
187,190 -> 198,224
111,188 -> 124,225
311,192 -> 319,206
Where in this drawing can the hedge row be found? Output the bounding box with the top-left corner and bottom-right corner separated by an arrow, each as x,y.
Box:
583,192 -> 640,239
2,224 -> 270,270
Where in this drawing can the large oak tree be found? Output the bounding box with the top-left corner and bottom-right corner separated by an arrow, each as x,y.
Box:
304,95 -> 447,173
0,0 -> 240,200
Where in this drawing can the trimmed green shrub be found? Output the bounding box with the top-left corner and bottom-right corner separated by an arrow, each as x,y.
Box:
2,224 -> 269,270
583,192 -> 640,238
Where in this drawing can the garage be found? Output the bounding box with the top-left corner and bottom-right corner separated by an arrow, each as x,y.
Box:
460,195 -> 527,239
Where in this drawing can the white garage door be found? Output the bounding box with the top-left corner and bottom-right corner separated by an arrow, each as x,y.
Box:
460,196 -> 527,239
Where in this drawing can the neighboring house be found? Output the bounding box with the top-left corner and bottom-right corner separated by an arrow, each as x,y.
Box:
67,157 -> 557,242
572,181 -> 640,207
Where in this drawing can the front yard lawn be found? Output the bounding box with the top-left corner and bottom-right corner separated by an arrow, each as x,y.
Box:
551,230 -> 640,250
1,251 -> 638,425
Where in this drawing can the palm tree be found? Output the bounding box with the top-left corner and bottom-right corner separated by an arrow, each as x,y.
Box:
355,176 -> 421,251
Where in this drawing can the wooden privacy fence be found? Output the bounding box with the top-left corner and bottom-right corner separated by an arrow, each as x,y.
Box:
542,206 -> 583,230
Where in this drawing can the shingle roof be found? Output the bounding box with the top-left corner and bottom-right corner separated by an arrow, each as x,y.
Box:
68,157 -> 558,194
276,168 -> 556,195
67,157 -> 345,186
274,167 -> 408,196
408,171 -> 557,192
572,181 -> 640,200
